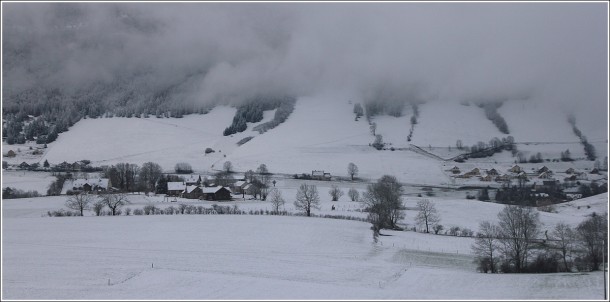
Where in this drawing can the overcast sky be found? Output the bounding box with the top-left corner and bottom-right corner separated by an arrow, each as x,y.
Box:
2,2 -> 608,118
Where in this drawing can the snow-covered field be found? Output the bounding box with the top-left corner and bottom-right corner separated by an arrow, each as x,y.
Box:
2,193 -> 608,300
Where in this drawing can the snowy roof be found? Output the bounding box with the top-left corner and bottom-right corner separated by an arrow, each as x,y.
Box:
243,184 -> 252,190
185,185 -> 200,194
184,175 -> 200,183
167,182 -> 186,191
234,181 -> 246,187
202,186 -> 225,194
61,178 -> 110,194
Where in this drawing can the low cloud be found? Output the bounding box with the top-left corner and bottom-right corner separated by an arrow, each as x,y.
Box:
3,3 -> 607,116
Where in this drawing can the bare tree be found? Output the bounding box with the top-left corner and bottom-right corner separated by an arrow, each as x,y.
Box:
576,212 -> 608,271
362,175 -> 404,231
497,205 -> 541,273
294,183 -> 320,217
92,200 -> 105,216
65,193 -> 94,216
328,185 -> 344,201
100,193 -> 129,216
370,122 -> 377,136
174,162 -> 193,174
348,188 -> 360,202
214,171 -> 235,187
245,169 -> 255,183
372,134 -> 384,150
415,199 -> 440,233
472,221 -> 501,273
347,162 -> 359,181
139,162 -> 163,193
223,161 -> 233,173
550,222 -> 576,272
256,164 -> 271,200
268,188 -> 285,213
456,139 -> 463,150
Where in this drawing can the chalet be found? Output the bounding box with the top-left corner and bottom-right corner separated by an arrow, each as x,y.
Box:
184,175 -> 202,186
5,150 -> 16,157
167,182 -> 186,197
537,166 -> 550,174
565,168 -> 576,174
183,186 -> 203,199
480,175 -> 493,182
243,183 -> 254,195
201,186 -> 232,201
517,172 -> 529,180
564,175 -> 577,182
232,180 -> 247,194
487,168 -> 499,176
465,168 -> 481,177
509,165 -> 522,173
449,166 -> 461,174
61,178 -> 111,195
18,162 -> 30,170
575,172 -> 588,181
495,174 -> 511,182
312,170 -> 332,181
564,187 -> 582,200
538,171 -> 553,179
542,180 -> 560,188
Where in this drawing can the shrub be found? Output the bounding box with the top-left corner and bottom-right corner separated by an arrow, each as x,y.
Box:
143,205 -> 156,215
133,209 -> 144,215
205,148 -> 215,154
124,208 -> 132,216
460,228 -> 474,237
449,226 -> 461,236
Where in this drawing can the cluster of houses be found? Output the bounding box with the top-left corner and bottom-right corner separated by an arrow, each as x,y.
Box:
61,178 -> 112,195
448,165 -> 595,183
449,164 -> 608,201
165,175 -> 233,201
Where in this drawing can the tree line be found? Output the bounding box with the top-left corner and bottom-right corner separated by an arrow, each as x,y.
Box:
472,207 -> 607,274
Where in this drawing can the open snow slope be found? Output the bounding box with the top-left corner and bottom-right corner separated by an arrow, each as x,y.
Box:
409,100 -> 506,148
2,198 -> 607,300
498,98 -> 588,160
8,95 -> 605,187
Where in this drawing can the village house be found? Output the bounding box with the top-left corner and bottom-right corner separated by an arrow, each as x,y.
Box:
565,168 -> 576,174
575,172 -> 588,181
480,175 -> 493,182
183,175 -> 202,186
537,166 -> 550,174
201,186 -> 232,201
448,166 -> 461,174
538,171 -> 553,179
312,170 -> 331,180
183,186 -> 203,199
231,180 -> 247,194
61,178 -> 111,195
486,168 -> 499,176
509,165 -> 522,173
167,182 -> 186,197
564,187 -> 582,200
464,168 -> 481,177
495,174 -> 511,182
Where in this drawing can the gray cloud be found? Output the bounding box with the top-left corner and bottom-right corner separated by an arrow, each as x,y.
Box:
3,2 -> 607,115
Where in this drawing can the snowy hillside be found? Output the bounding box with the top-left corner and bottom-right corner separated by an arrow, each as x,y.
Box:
3,95 -> 606,186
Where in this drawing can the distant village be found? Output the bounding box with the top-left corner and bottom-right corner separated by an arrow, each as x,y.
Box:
447,164 -> 608,205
